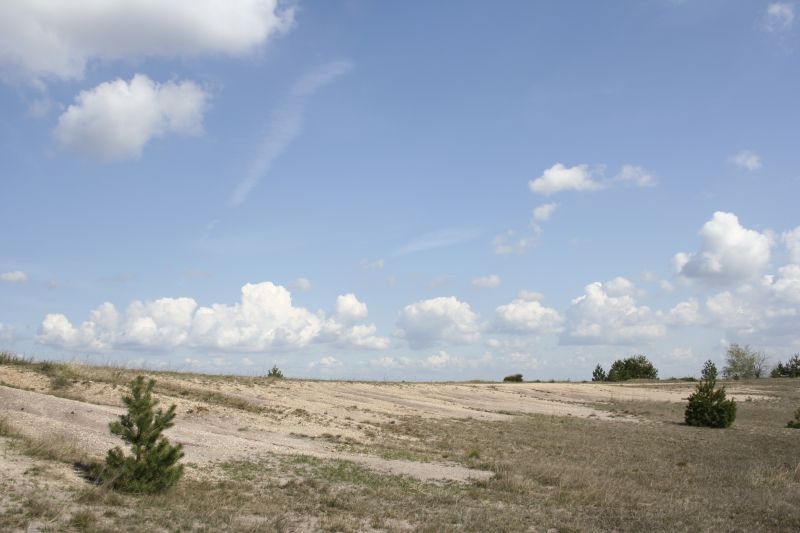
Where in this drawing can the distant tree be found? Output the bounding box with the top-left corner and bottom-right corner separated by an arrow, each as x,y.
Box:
723,344 -> 768,379
267,365 -> 284,379
102,376 -> 184,493
503,374 -> 523,382
685,360 -> 736,428
606,355 -> 658,381
771,354 -> 800,378
592,364 -> 607,382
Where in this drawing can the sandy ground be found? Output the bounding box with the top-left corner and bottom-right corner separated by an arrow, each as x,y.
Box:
0,364 -> 776,484
0,435 -> 82,532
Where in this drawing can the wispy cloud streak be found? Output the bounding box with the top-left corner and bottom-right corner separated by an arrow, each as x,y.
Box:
228,60 -> 353,207
393,228 -> 480,256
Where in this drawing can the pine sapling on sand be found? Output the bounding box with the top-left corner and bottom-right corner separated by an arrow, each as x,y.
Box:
102,376 -> 184,493
592,364 -> 607,382
685,360 -> 736,428
267,365 -> 284,379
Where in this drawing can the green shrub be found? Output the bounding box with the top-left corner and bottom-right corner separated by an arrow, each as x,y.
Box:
591,364 -> 607,382
787,408 -> 800,429
101,376 -> 184,493
267,365 -> 284,379
685,361 -> 736,428
771,354 -> 800,378
503,374 -> 523,382
606,355 -> 658,381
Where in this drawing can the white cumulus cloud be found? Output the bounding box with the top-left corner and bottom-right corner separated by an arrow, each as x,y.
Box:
39,298 -> 196,351
529,163 -> 656,196
529,163 -> 603,196
766,264 -> 800,304
121,298 -> 197,348
561,279 -> 666,345
705,291 -> 761,332
604,276 -> 642,297
674,212 -> 772,285
495,298 -> 564,334
0,0 -> 293,83
396,297 -> 481,349
189,283 -> 321,351
0,271 -> 27,283
667,299 -> 707,326
334,293 -> 369,323
54,74 -> 209,161
38,282 -> 389,352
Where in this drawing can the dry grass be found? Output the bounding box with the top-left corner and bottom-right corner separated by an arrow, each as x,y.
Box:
1,416 -> 91,468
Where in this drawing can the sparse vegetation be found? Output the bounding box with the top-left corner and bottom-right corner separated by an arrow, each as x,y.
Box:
685,360 -> 736,428
596,355 -> 658,381
69,509 -> 98,531
723,343 -> 769,379
503,373 -> 523,382
101,376 -> 184,493
772,354 -> 800,378
0,350 -> 32,365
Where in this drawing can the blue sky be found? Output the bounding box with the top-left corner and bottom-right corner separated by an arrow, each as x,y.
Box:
1,0 -> 799,380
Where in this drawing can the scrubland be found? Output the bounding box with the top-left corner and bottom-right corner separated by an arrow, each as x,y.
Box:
1,353 -> 798,532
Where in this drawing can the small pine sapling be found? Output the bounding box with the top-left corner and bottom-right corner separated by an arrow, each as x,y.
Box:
592,364 -> 607,382
102,376 -> 184,493
267,365 -> 284,379
685,360 -> 736,428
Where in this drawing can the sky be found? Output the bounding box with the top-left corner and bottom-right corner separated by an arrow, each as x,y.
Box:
1,0 -> 799,380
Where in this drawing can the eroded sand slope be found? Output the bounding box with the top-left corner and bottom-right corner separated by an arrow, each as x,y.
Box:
0,365 -> 775,483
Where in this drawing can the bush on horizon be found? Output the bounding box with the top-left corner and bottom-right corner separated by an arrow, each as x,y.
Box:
596,355 -> 658,382
771,354 -> 800,378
